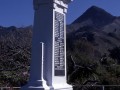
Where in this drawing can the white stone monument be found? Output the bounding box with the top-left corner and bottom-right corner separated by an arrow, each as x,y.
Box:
21,0 -> 73,90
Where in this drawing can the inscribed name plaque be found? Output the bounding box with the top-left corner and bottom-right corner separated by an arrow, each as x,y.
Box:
54,11 -> 65,76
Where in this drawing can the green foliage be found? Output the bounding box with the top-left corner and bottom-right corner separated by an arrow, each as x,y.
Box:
67,35 -> 120,87
67,40 -> 99,85
0,27 -> 32,87
108,46 -> 120,64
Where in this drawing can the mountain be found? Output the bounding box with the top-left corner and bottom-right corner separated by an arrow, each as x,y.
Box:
67,6 -> 118,33
72,6 -> 116,28
0,26 -> 16,36
0,25 -> 32,36
67,6 -> 120,54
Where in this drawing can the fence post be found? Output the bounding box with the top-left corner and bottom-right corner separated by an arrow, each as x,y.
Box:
102,86 -> 104,90
1,87 -> 3,90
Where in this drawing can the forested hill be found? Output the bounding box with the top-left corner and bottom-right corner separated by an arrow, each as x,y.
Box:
0,26 -> 32,86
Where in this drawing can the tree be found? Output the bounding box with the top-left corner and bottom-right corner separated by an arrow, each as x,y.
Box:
108,46 -> 120,64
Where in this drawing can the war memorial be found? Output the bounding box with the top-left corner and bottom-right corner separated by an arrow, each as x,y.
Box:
21,0 -> 73,90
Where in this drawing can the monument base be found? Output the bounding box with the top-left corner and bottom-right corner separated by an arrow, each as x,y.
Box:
52,83 -> 73,90
21,82 -> 72,90
21,80 -> 50,90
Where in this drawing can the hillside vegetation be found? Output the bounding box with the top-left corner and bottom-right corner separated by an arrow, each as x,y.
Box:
0,26 -> 32,87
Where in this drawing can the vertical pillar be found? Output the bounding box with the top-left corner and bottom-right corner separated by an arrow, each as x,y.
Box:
21,0 -> 73,90
52,0 -> 72,90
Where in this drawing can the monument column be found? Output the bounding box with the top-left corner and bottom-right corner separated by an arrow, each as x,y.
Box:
51,0 -> 73,90
21,0 -> 73,90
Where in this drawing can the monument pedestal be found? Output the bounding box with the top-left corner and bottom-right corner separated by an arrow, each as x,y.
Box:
21,79 -> 50,90
52,84 -> 72,90
21,0 -> 73,90
29,80 -> 50,89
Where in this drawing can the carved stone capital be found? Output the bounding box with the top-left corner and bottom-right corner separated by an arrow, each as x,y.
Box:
33,0 -> 73,10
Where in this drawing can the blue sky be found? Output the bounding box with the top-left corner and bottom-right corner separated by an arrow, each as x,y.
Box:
0,0 -> 120,27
